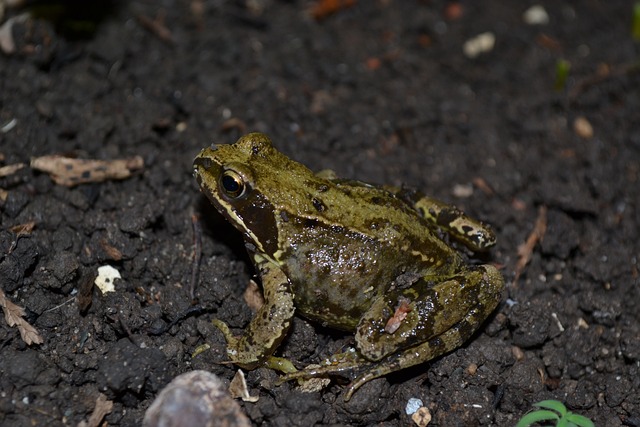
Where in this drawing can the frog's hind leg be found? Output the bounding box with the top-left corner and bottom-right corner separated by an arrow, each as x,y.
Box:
345,264 -> 504,400
390,186 -> 497,252
280,264 -> 504,401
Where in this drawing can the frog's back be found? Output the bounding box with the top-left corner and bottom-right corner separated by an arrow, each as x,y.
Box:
275,179 -> 464,331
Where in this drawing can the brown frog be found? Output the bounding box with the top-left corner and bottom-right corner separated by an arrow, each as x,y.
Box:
193,132 -> 504,400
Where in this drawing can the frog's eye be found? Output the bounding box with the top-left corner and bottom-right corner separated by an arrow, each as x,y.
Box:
220,170 -> 247,199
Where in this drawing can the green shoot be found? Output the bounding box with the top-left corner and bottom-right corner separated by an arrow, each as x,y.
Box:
633,2 -> 640,41
555,59 -> 571,91
516,400 -> 595,427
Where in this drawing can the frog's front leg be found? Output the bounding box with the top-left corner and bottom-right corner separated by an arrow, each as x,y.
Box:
213,257 -> 295,370
283,264 -> 504,400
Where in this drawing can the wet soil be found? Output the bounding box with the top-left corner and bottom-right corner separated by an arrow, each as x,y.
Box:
1,1 -> 639,426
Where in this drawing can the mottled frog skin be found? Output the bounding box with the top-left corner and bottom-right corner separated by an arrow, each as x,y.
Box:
193,133 -> 504,400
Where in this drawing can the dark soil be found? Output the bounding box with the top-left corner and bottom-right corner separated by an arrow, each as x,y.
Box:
1,1 -> 639,426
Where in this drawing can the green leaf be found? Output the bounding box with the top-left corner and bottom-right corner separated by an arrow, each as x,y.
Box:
533,400 -> 568,416
566,413 -> 595,427
516,410 -> 560,427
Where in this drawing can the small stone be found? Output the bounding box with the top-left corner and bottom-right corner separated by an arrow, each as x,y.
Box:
466,363 -> 478,375
452,183 -> 474,198
411,406 -> 432,426
144,371 -> 251,427
95,265 -> 121,294
463,32 -> 495,58
573,116 -> 594,139
523,5 -> 549,25
405,397 -> 423,415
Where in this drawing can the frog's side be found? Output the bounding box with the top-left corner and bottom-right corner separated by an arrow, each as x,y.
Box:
193,133 -> 504,400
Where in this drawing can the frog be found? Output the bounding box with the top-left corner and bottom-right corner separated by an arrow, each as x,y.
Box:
193,132 -> 504,401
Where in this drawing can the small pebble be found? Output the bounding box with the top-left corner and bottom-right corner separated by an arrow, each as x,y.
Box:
452,183 -> 474,198
412,406 -> 432,426
405,397 -> 423,415
463,32 -> 495,58
523,5 -> 549,25
95,265 -> 120,294
466,363 -> 478,375
143,371 -> 251,427
573,116 -> 593,139
512,346 -> 525,361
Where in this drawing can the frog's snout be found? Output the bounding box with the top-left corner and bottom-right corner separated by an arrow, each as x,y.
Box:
193,154 -> 213,171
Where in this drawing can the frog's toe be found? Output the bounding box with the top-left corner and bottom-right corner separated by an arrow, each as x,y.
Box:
281,364 -> 378,401
280,362 -> 356,382
211,319 -> 236,344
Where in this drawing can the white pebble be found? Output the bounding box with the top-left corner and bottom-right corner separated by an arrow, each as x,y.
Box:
523,5 -> 549,25
95,265 -> 121,294
405,397 -> 424,415
463,32 -> 495,58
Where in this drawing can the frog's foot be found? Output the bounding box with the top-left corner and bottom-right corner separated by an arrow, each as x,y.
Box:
265,356 -> 298,374
210,263 -> 295,370
389,188 -> 497,251
278,348 -> 377,399
280,348 -> 367,381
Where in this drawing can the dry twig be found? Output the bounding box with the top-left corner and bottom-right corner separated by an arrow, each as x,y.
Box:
5,221 -> 35,257
137,10 -> 174,44
310,0 -> 356,21
189,213 -> 202,300
513,205 -> 548,285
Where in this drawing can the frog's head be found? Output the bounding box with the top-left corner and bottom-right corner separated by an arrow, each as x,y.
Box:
193,132 -> 318,256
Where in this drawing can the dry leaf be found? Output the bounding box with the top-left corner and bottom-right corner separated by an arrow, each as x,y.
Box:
100,238 -> 123,261
0,163 -> 25,177
3,297 -> 26,326
229,370 -> 259,403
77,393 -> 113,427
243,280 -> 264,311
411,406 -> 432,427
0,13 -> 29,55
9,221 -> 35,236
310,0 -> 356,21
295,364 -> 331,393
220,117 -> 247,134
472,177 -> 495,196
77,272 -> 97,314
30,155 -> 144,187
0,288 -> 44,345
136,11 -> 173,44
